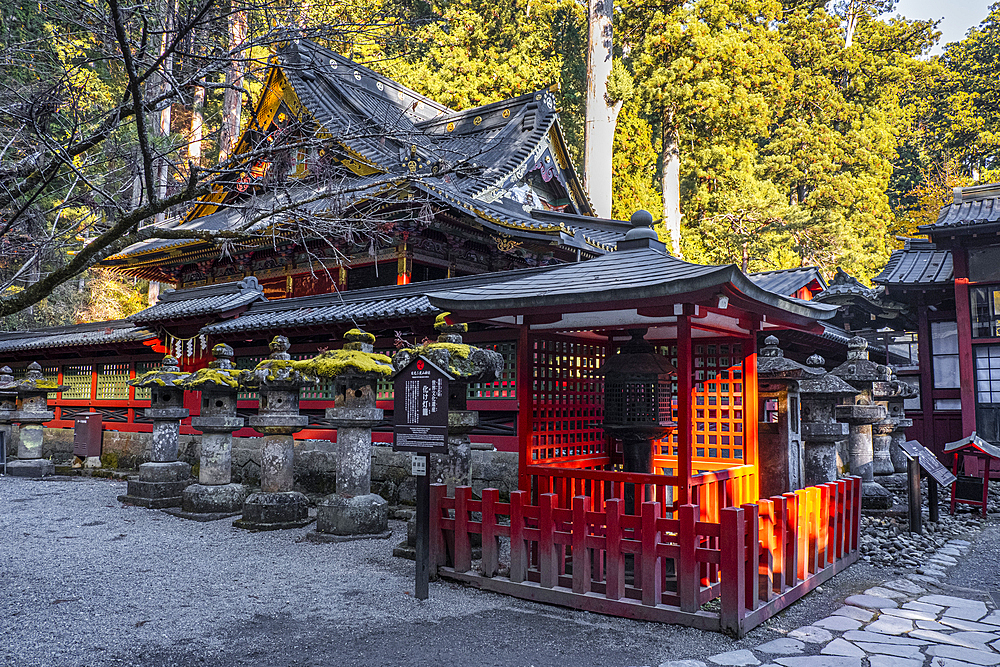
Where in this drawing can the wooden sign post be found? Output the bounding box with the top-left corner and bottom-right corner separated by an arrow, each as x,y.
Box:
900,440 -> 957,533
393,356 -> 451,600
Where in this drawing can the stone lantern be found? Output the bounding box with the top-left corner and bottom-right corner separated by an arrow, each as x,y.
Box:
392,314 -> 503,492
179,344 -> 248,516
799,354 -> 857,485
305,329 -> 395,541
755,335 -> 822,496
7,362 -> 66,477
599,328 -> 676,475
0,366 -> 17,464
118,355 -> 193,508
886,371 -> 917,474
831,337 -> 891,509
234,335 -> 317,530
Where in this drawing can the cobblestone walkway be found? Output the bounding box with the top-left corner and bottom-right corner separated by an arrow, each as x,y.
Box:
663,539 -> 998,667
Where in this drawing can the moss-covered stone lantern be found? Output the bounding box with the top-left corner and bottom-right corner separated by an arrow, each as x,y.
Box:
7,362 -> 66,478
305,328 -> 395,541
234,335 -> 318,530
117,355 -> 194,508
179,343 -> 248,516
393,313 -> 503,492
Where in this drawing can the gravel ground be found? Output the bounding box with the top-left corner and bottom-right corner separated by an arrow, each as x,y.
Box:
0,476 -> 984,667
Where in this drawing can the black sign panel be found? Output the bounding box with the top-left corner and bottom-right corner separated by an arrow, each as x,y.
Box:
900,440 -> 958,487
393,356 -> 450,453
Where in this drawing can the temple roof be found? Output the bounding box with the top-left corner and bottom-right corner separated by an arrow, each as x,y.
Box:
425,236 -> 838,328
919,183 -> 1000,239
103,40 -> 618,276
749,267 -> 826,297
131,277 -> 265,324
200,264 -> 559,336
872,239 -> 953,287
0,320 -> 154,354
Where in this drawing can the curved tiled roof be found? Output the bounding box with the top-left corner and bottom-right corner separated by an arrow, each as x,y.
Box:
0,321 -> 155,354
130,277 -> 265,324
920,183 -> 1000,234
872,239 -> 953,287
749,267 -> 826,297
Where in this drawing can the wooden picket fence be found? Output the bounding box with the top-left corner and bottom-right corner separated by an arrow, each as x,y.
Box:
429,476 -> 861,637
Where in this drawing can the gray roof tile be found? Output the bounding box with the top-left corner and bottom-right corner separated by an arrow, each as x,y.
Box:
130,277 -> 265,324
872,239 -> 953,286
0,321 -> 154,354
749,267 -> 826,297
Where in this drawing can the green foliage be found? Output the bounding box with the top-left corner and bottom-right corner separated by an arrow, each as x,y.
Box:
611,99 -> 661,221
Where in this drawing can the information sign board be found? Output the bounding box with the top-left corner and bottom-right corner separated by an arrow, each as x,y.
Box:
900,440 -> 958,487
393,356 -> 450,453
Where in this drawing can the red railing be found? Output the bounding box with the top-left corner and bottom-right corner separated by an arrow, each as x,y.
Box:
525,461 -> 758,519
430,476 -> 861,637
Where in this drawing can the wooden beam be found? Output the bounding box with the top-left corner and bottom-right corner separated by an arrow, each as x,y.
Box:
677,311 -> 694,505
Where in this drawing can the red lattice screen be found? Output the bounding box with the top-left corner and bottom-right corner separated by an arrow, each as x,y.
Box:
657,339 -> 746,472
528,335 -> 607,466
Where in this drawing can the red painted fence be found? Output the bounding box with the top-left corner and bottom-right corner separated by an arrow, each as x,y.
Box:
429,476 -> 861,637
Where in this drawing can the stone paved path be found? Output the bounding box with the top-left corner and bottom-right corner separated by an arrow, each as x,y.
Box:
661,539 -> 999,667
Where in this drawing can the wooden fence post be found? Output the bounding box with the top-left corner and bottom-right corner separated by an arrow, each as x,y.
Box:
454,486 -> 473,573
806,486 -> 820,574
835,479 -> 848,559
641,501 -> 662,606
430,484 -> 448,573
741,503 -> 759,609
782,492 -> 799,589
572,495 -> 592,594
539,493 -> 558,588
826,482 -> 839,566
481,488 -> 500,577
771,495 -> 787,594
758,499 -> 774,601
720,506 -> 746,638
605,498 -> 624,600
817,484 -> 829,568
509,490 -> 528,583
852,476 -> 862,553
677,504 -> 699,612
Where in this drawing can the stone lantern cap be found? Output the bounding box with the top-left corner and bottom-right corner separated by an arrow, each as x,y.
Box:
17,361 -> 67,395
829,337 -> 891,386
297,329 -> 394,381
392,313 -> 503,383
240,335 -> 319,389
129,355 -> 191,388
0,365 -> 17,397
799,353 -> 861,397
757,335 -> 823,381
181,343 -> 242,391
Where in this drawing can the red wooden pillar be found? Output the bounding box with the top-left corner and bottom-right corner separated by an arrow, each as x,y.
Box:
953,248 -> 976,436
916,302 -> 935,450
743,321 -> 760,501
677,311 -> 694,505
516,324 -> 532,492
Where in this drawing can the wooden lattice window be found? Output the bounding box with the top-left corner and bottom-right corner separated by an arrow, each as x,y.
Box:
468,341 -> 516,399
662,341 -> 744,467
375,349 -> 395,401
61,365 -> 93,400
96,363 -> 130,400
132,361 -> 159,401
297,353 -> 336,400
529,336 -> 606,464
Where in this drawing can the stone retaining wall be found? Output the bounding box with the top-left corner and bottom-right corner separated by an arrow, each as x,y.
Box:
6,427 -> 518,503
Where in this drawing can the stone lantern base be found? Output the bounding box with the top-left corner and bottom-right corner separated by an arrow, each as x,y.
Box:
233,491 -> 313,531
118,461 -> 193,509
862,481 -> 894,510
171,482 -> 249,520
6,458 -> 55,478
308,493 -> 390,542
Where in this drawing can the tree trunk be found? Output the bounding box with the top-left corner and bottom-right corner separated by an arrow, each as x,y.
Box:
583,0 -> 620,219
189,83 -> 204,168
154,0 -> 177,225
220,6 -> 248,163
661,112 -> 681,255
